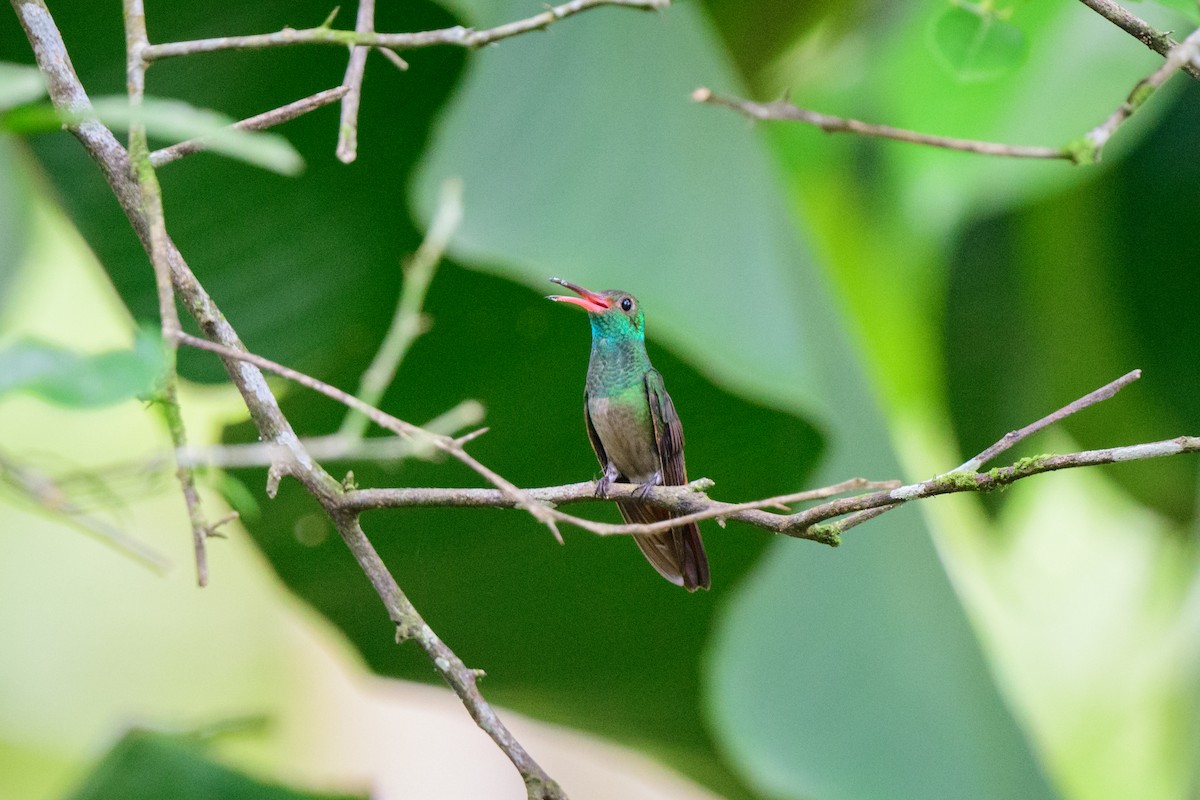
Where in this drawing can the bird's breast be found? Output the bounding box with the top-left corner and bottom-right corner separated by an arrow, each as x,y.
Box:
588,394 -> 659,483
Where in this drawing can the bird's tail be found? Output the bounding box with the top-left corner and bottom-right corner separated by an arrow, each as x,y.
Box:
617,499 -> 710,591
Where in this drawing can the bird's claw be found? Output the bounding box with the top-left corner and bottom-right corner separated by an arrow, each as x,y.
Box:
596,463 -> 620,498
634,471 -> 662,500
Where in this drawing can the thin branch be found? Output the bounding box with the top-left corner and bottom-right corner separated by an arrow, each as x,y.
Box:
14,2 -> 570,793
125,0 -> 214,586
331,513 -> 565,800
835,368 -> 1144,536
338,373 -> 1198,545
141,0 -> 669,61
177,400 -> 485,469
339,178 -> 463,440
335,0 -> 375,163
174,332 -> 565,543
149,86 -> 348,167
695,14 -> 1200,168
340,436 -> 1200,542
174,330 -> 1200,547
806,436 -> 1200,539
0,449 -> 170,573
691,87 -> 1072,161
956,369 -> 1141,472
1078,27 -> 1200,162
1076,0 -> 1200,80
375,46 -> 409,71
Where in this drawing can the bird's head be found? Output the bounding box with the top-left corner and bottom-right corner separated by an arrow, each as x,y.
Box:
547,278 -> 645,341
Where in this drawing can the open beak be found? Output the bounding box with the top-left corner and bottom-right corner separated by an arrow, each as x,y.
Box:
547,277 -> 613,313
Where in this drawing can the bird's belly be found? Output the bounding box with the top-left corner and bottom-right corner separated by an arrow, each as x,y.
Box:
589,395 -> 659,482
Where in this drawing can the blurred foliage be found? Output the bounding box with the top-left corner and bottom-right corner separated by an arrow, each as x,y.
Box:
0,327 -> 163,408
66,730 -> 362,800
0,61 -> 46,113
4,95 -> 304,174
946,82 -> 1200,521
0,137 -> 30,321
928,3 -> 1028,83
3,0 -> 1200,799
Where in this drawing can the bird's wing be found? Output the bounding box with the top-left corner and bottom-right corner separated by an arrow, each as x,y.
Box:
644,369 -> 687,485
583,389 -> 610,472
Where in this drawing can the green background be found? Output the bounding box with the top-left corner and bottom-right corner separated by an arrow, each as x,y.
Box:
2,0 -> 1198,798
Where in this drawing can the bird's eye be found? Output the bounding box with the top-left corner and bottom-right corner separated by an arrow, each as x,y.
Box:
620,297 -> 633,312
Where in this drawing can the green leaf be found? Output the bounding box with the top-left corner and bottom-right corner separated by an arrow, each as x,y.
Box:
0,61 -> 46,113
929,3 -> 1028,83
4,96 -> 304,175
0,328 -> 164,408
411,2 -> 1053,798
66,729 -> 361,800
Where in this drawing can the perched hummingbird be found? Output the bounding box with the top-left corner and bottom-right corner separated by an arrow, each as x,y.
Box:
548,278 -> 710,591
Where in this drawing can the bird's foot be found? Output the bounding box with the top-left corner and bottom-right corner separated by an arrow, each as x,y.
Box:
635,471 -> 662,500
596,463 -> 621,498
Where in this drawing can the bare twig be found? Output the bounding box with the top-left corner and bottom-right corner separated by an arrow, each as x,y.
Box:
178,400 -> 485,468
691,87 -> 1071,161
1076,0 -> 1200,80
12,3 -> 569,793
150,86 -> 348,167
141,0 -> 669,61
125,0 -> 213,586
332,514 -> 565,800
338,433 -> 1200,543
339,178 -> 463,440
375,46 -> 409,71
335,0 -> 375,163
339,373 -> 1198,545
806,436 -> 1200,539
826,369 -> 1145,537
1077,27 -> 1200,162
695,13 -> 1200,168
956,369 -> 1141,472
174,332 -> 565,542
0,449 -> 170,573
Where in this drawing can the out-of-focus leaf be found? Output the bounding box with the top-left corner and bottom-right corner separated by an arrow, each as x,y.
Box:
411,1 -> 1054,798
2,2 -> 1059,799
4,96 -> 303,175
66,729 -> 362,800
0,62 -> 45,113
0,328 -> 163,408
946,79 -> 1200,522
0,138 -> 30,322
929,3 -> 1028,83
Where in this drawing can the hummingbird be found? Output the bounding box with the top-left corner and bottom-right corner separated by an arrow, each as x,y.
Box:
547,278 -> 710,591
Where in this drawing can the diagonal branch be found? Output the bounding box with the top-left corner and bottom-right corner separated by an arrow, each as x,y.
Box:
11,2 -> 570,795
124,0 -> 215,585
1076,0 -> 1200,80
955,369 -> 1141,472
1078,27 -> 1200,162
0,448 -> 171,573
338,178 -> 462,440
174,332 -> 565,543
150,86 -> 348,168
142,0 -> 669,61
